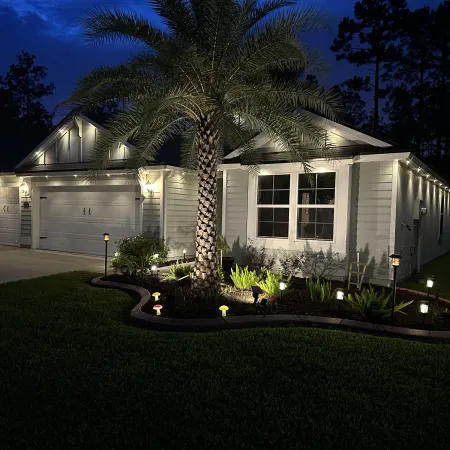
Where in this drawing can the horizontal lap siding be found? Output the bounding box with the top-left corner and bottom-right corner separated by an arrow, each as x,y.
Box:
353,161 -> 393,284
142,172 -> 161,239
165,174 -> 197,258
224,170 -> 248,260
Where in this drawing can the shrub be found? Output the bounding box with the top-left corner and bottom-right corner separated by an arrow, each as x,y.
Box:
230,265 -> 260,289
345,286 -> 413,321
164,263 -> 192,281
279,244 -> 345,280
306,278 -> 334,303
112,236 -> 169,278
242,240 -> 275,273
257,269 -> 292,296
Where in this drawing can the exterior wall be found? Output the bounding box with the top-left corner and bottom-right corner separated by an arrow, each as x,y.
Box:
0,176 -> 21,247
395,162 -> 450,280
164,172 -> 197,259
223,168 -> 249,261
349,160 -> 394,285
141,171 -> 163,239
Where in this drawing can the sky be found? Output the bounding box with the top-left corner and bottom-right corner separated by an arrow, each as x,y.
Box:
0,0 -> 442,123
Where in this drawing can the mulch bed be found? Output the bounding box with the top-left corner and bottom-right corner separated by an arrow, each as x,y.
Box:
104,274 -> 450,331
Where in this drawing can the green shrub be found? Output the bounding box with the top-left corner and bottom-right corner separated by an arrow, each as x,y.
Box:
164,263 -> 192,281
230,265 -> 260,289
345,286 -> 413,321
306,278 -> 334,303
257,269 -> 292,296
112,236 -> 169,277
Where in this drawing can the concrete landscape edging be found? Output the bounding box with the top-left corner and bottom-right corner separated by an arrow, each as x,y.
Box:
91,277 -> 450,340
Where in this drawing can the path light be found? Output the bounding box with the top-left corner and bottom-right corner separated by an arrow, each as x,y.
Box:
151,265 -> 157,274
153,304 -> 162,316
336,289 -> 344,313
219,305 -> 229,317
182,248 -> 187,262
103,233 -> 110,278
152,292 -> 161,302
114,252 -> 119,257
390,254 -> 402,325
279,279 -> 287,301
419,300 -> 429,325
426,277 -> 434,298
154,253 -> 159,259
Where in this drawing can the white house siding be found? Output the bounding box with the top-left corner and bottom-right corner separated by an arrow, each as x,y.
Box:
0,177 -> 20,247
164,172 -> 197,259
142,171 -> 162,239
349,161 -> 394,285
223,169 -> 249,261
394,162 -> 450,280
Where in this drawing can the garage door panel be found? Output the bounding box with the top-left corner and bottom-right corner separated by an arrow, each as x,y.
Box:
0,187 -> 19,246
40,186 -> 141,256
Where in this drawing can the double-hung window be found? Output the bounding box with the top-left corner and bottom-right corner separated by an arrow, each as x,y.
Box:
257,175 -> 290,238
297,172 -> 335,241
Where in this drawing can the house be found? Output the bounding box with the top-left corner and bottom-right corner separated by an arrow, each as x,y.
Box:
1,111 -> 449,285
219,113 -> 450,284
9,114 -> 198,258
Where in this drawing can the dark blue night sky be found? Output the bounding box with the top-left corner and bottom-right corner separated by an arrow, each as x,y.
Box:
0,0 -> 442,122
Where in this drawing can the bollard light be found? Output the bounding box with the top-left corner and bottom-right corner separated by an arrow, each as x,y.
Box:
419,300 -> 429,325
336,289 -> 344,313
182,248 -> 187,262
389,254 -> 402,325
279,279 -> 287,301
102,233 -> 110,278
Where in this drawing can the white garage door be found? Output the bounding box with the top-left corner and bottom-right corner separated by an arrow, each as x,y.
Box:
40,185 -> 141,256
0,187 -> 20,246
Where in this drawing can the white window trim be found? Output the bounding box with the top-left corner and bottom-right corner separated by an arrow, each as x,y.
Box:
256,174 -> 290,239
295,172 -> 337,243
254,170 -> 338,244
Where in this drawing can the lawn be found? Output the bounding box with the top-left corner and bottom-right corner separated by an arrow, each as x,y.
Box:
401,251 -> 450,299
0,272 -> 449,450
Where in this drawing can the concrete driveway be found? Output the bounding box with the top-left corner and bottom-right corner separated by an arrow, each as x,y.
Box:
0,246 -> 105,284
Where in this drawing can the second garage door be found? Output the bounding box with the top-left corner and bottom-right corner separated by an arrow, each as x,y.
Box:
40,185 -> 141,256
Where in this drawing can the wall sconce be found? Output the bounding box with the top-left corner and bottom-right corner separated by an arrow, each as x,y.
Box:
20,182 -> 29,196
144,182 -> 156,197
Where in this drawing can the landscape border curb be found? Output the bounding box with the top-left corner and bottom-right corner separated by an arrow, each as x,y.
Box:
91,277 -> 450,341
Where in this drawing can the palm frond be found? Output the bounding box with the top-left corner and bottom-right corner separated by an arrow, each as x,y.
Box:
180,126 -> 198,170
80,7 -> 168,48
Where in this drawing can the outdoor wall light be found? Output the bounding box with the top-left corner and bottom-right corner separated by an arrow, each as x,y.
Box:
389,254 -> 402,325
144,182 -> 156,197
20,182 -> 28,195
419,300 -> 429,324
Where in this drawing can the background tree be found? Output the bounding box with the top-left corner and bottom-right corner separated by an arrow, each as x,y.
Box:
331,0 -> 407,132
65,0 -> 338,292
0,51 -> 55,167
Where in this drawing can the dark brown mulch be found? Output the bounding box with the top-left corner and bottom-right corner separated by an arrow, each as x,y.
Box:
103,274 -> 450,330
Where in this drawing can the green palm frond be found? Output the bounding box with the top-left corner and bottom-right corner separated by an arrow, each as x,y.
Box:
80,7 -> 169,48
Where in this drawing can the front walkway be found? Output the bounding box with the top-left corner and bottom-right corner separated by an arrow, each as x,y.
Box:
0,246 -> 104,283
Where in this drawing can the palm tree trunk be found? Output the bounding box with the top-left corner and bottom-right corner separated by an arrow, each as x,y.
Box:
192,115 -> 219,291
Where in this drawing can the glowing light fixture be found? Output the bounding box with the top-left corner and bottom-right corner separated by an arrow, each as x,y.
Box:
219,305 -> 229,317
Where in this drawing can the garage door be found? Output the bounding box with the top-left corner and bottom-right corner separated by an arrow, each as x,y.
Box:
40,185 -> 141,256
0,187 -> 20,246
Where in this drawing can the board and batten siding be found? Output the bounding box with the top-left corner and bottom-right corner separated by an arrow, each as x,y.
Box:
349,160 -> 393,285
142,171 -> 162,239
164,173 -> 197,258
223,169 -> 249,261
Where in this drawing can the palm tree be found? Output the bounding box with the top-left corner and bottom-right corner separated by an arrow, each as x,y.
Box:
65,0 -> 339,292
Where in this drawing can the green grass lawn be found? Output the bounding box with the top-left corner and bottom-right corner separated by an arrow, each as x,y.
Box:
401,252 -> 450,299
0,272 -> 449,449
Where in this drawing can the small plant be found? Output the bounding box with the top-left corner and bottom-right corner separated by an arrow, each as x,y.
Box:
306,278 -> 334,303
230,265 -> 260,289
164,263 -> 192,281
218,234 -> 231,255
345,286 -> 413,321
257,269 -> 292,296
242,240 -> 275,272
112,236 -> 169,278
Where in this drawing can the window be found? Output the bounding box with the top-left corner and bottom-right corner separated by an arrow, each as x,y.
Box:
297,172 -> 335,241
257,175 -> 290,238
439,195 -> 444,238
